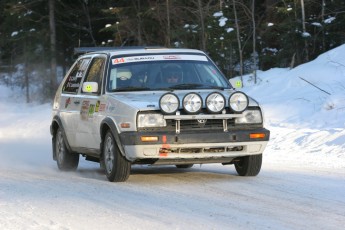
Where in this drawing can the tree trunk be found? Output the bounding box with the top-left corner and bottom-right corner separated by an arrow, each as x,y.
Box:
136,0 -> 143,45
252,0 -> 257,84
82,1 -> 96,46
321,0 -> 326,52
49,0 -> 57,98
300,0 -> 309,61
24,36 -> 30,103
166,0 -> 171,47
197,0 -> 206,51
233,0 -> 243,86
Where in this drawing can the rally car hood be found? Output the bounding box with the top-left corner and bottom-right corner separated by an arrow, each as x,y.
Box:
107,89 -> 259,111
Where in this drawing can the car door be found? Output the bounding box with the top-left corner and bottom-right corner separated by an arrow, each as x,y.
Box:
59,57 -> 91,148
75,55 -> 107,152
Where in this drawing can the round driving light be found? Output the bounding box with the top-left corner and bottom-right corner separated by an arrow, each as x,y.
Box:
229,92 -> 249,113
159,93 -> 180,114
206,92 -> 225,113
182,93 -> 202,114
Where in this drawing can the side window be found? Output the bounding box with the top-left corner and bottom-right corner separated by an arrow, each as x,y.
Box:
82,57 -> 106,94
62,58 -> 90,93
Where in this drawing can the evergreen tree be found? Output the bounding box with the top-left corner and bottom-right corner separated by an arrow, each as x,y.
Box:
1,0 -> 345,103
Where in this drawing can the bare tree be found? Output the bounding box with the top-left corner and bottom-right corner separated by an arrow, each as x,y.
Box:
136,0 -> 143,45
24,38 -> 30,103
81,0 -> 96,46
197,0 -> 206,51
166,0 -> 171,47
233,0 -> 243,86
49,0 -> 57,97
251,0 -> 257,84
300,0 -> 309,61
133,0 -> 143,46
321,0 -> 326,52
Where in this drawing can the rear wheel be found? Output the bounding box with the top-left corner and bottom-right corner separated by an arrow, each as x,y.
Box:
234,154 -> 262,176
55,127 -> 79,171
103,131 -> 131,182
175,164 -> 194,169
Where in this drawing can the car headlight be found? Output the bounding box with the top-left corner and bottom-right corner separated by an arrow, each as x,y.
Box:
159,93 -> 179,114
229,92 -> 248,113
183,92 -> 202,114
137,113 -> 167,128
235,109 -> 262,124
206,92 -> 225,113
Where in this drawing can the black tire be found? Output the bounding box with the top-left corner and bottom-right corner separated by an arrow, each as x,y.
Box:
175,164 -> 194,169
102,131 -> 131,182
234,154 -> 262,176
55,127 -> 79,171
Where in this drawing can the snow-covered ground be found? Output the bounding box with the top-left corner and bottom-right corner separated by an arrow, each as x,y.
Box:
1,45 -> 345,229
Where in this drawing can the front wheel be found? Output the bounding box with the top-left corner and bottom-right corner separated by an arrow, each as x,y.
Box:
102,131 -> 131,182
234,154 -> 262,176
54,127 -> 79,171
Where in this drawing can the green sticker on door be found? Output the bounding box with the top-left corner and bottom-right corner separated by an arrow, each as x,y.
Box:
235,80 -> 242,88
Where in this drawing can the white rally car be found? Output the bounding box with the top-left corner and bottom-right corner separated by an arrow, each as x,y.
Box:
50,47 -> 270,182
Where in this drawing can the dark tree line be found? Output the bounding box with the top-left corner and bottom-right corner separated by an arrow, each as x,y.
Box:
0,0 -> 345,102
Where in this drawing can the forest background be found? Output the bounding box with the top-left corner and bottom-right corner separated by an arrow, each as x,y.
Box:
0,0 -> 344,103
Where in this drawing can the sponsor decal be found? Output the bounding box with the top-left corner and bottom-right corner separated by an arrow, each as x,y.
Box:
126,56 -> 154,61
69,76 -> 77,82
95,100 -> 100,112
99,103 -> 106,112
163,55 -> 181,60
112,58 -> 125,64
65,97 -> 71,108
76,70 -> 84,78
88,104 -> 95,118
66,82 -> 80,88
112,55 -> 208,65
80,100 -> 90,120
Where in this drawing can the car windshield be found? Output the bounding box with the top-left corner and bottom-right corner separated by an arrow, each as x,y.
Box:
107,53 -> 232,91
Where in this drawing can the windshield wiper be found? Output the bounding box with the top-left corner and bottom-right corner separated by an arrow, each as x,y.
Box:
204,85 -> 227,90
170,84 -> 226,90
169,83 -> 204,89
154,87 -> 174,91
111,87 -> 151,92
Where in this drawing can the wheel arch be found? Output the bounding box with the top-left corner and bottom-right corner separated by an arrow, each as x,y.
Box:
100,117 -> 126,158
51,116 -> 74,160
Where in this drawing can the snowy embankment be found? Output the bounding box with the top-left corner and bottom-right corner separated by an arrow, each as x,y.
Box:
239,45 -> 345,169
0,45 -> 345,229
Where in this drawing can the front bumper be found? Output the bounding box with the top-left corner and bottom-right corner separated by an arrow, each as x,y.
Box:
119,128 -> 270,164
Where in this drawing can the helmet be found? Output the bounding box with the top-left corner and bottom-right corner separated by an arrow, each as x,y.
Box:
162,64 -> 183,83
116,68 -> 132,80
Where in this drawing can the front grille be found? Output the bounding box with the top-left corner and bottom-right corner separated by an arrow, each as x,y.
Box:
171,119 -> 234,131
139,117 -> 235,132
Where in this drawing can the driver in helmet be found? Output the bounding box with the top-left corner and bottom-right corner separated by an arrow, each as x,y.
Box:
163,64 -> 183,84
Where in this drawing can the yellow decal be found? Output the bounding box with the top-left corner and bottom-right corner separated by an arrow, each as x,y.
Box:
95,100 -> 100,112
85,84 -> 93,92
235,80 -> 242,88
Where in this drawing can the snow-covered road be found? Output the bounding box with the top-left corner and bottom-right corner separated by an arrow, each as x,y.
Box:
1,139 -> 344,229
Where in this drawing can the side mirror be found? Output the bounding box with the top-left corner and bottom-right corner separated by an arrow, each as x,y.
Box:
82,82 -> 99,93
